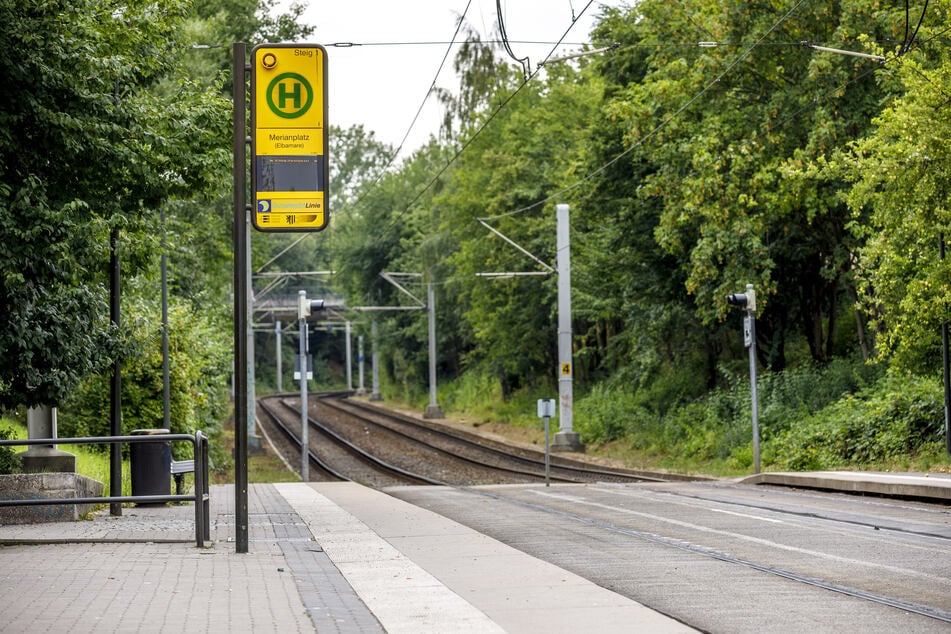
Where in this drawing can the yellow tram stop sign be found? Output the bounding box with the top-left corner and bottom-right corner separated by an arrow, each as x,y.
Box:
250,44 -> 329,232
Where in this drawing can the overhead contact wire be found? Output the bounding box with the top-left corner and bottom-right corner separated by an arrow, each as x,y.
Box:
388,0 -> 599,230
480,0 -> 812,221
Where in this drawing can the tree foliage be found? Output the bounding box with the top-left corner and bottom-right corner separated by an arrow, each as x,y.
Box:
0,0 -> 226,408
0,0 -> 311,428
5,0 -> 951,466
325,0 -> 951,457
837,4 -> 951,371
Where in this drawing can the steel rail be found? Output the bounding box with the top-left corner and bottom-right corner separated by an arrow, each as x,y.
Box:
261,395 -> 437,486
257,398 -> 350,481
326,396 -> 665,483
305,397 -> 579,484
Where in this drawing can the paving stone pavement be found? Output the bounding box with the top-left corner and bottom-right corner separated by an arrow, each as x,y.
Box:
0,484 -> 381,633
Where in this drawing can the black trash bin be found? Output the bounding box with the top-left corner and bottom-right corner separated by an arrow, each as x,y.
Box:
130,429 -> 171,504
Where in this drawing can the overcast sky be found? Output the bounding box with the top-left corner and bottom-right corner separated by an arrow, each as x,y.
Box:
278,1 -> 622,157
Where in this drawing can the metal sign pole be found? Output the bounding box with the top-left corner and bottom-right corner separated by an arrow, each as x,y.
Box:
544,416 -> 551,486
358,335 -> 365,394
109,227 -> 122,517
371,320 -> 381,400
233,42 -> 250,554
161,209 -> 170,431
275,320 -> 283,392
537,399 -> 555,486
728,284 -> 761,474
424,281 -> 444,418
345,320 -> 353,391
728,284 -> 760,474
747,307 -> 761,474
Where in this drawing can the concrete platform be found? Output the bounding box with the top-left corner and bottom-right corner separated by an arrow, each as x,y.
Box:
741,470 -> 951,501
1,471 -> 944,632
0,482 -> 692,633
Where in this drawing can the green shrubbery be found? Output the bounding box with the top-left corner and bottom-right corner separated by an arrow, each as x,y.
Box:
769,374 -> 944,470
574,359 -> 951,473
0,425 -> 21,474
373,352 -> 949,475
58,299 -> 230,464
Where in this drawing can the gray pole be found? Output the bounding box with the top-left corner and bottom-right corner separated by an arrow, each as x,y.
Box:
22,405 -> 74,473
553,204 -> 582,451
109,227 -> 122,516
544,414 -> 551,487
299,290 -> 309,481
232,42 -> 249,553
742,283 -> 761,474
371,320 -> 381,401
748,312 -> 761,473
161,208 -> 170,431
275,320 -> 283,393
424,281 -> 444,418
357,335 -> 365,394
345,320 -> 353,391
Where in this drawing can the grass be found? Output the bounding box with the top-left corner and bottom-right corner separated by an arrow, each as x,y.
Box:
1,412 -> 300,493
209,420 -> 298,485
1,417 -> 133,495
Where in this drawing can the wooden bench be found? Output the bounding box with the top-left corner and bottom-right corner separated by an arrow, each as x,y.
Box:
171,459 -> 195,495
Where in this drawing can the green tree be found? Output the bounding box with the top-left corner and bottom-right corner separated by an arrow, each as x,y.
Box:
838,3 -> 951,371
0,0 -> 227,408
571,4 -> 719,398
606,0 -> 893,367
60,296 -> 230,459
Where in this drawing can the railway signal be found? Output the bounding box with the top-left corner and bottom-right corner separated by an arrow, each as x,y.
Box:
296,290 -> 326,481
728,283 -> 760,474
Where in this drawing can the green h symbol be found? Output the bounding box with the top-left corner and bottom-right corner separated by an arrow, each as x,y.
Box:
278,81 -> 301,110
265,72 -> 313,119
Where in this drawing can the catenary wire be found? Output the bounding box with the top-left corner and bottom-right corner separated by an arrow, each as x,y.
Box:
379,0 -> 600,233
375,1 -> 474,172
506,8 -> 950,241
480,0 -> 811,221
331,1 -> 926,282
497,0 -> 532,78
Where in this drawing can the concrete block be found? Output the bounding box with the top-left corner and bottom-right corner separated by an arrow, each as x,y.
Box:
0,473 -> 105,524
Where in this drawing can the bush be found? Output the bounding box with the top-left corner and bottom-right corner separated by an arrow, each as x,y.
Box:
442,371 -> 502,417
575,356 -> 888,470
576,383 -> 641,443
59,298 -> 230,463
769,374 -> 944,469
0,426 -> 21,474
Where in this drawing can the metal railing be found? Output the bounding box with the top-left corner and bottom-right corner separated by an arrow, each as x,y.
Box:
0,431 -> 210,547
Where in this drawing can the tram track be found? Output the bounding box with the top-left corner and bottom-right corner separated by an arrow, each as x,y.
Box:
258,395 -> 432,487
325,396 -> 671,484
257,392 -> 951,631
257,392 -> 669,487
